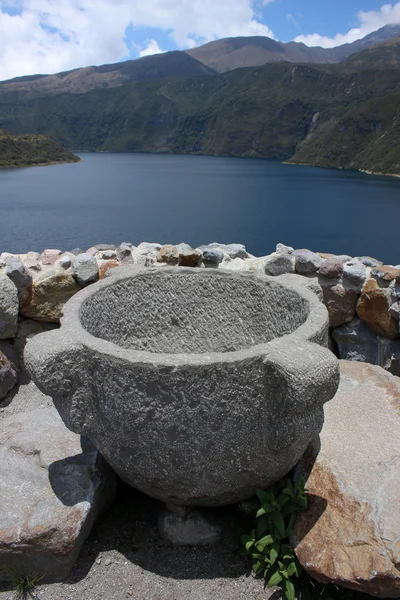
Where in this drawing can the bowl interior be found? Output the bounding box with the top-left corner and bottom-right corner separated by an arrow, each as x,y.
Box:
80,270 -> 309,354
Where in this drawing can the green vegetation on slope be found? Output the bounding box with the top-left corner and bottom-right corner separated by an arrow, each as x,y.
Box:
0,37 -> 399,175
0,130 -> 80,168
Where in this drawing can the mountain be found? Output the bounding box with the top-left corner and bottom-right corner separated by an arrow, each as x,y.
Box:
0,130 -> 80,168
0,37 -> 399,175
186,24 -> 400,72
287,39 -> 400,175
0,51 -> 215,97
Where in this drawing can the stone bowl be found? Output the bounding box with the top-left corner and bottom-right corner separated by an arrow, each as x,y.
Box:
26,266 -> 339,507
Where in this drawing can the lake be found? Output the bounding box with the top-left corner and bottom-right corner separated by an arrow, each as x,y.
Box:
0,153 -> 399,263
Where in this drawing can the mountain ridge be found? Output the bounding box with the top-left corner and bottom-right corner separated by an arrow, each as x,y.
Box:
1,23 -> 400,98
186,24 -> 400,71
0,51 -> 215,96
0,37 -> 399,176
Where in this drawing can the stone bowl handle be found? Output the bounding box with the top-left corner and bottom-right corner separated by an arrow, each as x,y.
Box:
24,330 -> 89,435
263,338 -> 340,449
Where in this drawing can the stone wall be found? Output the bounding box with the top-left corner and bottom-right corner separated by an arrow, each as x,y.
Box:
1,241 -> 399,400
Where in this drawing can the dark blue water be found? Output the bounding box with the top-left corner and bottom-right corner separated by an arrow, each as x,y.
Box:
0,153 -> 399,263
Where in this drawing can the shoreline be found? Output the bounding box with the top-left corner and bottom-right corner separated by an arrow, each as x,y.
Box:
74,150 -> 400,179
283,159 -> 400,180
0,156 -> 82,170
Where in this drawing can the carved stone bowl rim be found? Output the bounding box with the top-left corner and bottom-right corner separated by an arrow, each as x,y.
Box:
52,266 -> 329,367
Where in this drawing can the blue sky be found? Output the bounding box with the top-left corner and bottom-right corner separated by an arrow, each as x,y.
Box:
0,1 -> 399,80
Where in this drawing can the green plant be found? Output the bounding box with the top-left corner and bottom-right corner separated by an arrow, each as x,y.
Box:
239,477 -> 308,600
3,568 -> 42,600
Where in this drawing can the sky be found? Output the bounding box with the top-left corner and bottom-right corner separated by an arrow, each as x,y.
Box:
0,1 -> 400,81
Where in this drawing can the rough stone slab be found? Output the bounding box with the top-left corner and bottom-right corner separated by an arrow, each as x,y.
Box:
293,361 -> 400,598
0,276 -> 18,339
0,407 -> 116,583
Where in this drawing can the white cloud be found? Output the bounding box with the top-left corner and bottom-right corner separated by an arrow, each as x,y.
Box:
0,0 -> 274,81
295,2 -> 400,48
138,39 -> 164,58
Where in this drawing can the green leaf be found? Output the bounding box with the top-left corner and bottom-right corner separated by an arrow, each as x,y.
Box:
269,510 -> 285,538
267,570 -> 283,587
256,535 -> 274,551
277,494 -> 290,509
256,514 -> 270,538
282,487 -> 294,499
296,495 -> 308,510
256,507 -> 266,518
245,540 -> 254,551
269,546 -> 279,565
241,534 -> 253,544
297,476 -> 306,492
286,561 -> 299,578
256,490 -> 270,505
283,579 -> 296,600
253,560 -> 264,574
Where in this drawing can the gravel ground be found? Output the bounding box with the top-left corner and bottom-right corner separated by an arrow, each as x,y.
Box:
0,381 -> 280,600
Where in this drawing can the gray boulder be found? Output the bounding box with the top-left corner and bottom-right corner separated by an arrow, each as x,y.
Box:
209,243 -> 248,259
158,507 -> 221,546
26,267 -> 339,508
264,244 -> 295,276
320,281 -> 359,327
318,257 -> 344,279
98,249 -> 118,261
25,251 -> 42,272
0,407 -> 116,583
86,243 -> 116,256
58,255 -> 72,269
332,318 -> 400,376
343,258 -> 367,290
295,249 -> 322,275
336,254 -> 353,263
293,361 -> 400,598
6,257 -> 32,292
132,242 -> 161,266
72,253 -> 99,286
0,275 -> 19,340
70,248 -> 84,256
202,247 -> 224,264
357,256 -> 383,267
117,242 -> 135,264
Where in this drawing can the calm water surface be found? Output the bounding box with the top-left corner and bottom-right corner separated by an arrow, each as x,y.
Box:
0,153 -> 399,263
